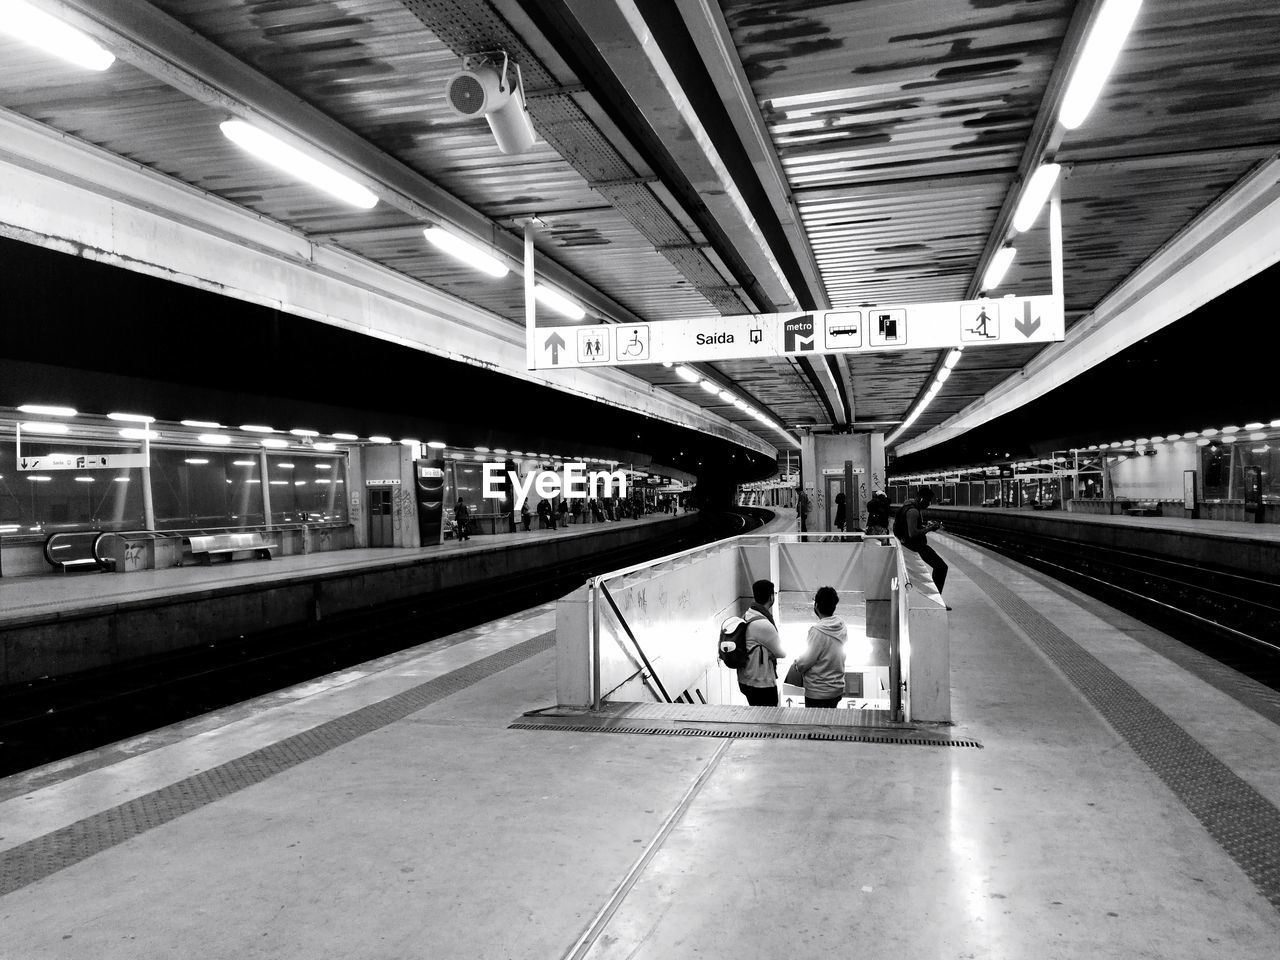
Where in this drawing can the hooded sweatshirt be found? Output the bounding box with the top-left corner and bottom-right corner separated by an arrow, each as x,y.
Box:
739,602 -> 784,688
793,616 -> 847,699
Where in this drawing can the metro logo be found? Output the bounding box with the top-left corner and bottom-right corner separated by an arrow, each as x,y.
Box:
783,315 -> 815,352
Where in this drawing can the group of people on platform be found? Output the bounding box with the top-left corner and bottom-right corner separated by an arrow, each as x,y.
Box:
451,493 -> 686,540
794,486 -> 946,606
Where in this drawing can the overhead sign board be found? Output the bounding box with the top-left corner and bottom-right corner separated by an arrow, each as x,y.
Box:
18,453 -> 148,471
530,294 -> 1064,370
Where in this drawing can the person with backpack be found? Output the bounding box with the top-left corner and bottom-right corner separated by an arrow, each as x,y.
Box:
790,586 -> 847,708
721,579 -> 785,706
893,487 -> 949,609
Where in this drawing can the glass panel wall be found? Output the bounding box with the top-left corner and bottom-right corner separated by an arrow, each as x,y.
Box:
0,440 -> 346,535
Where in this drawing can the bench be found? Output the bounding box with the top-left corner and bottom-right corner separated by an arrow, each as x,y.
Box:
1124,500 -> 1160,516
185,532 -> 273,565
44,531 -> 111,573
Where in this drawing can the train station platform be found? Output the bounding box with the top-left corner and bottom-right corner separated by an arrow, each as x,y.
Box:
931,504 -> 1280,572
0,511 -> 700,685
2,533 -> 1277,958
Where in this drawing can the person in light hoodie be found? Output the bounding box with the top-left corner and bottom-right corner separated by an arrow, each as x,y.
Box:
792,586 -> 847,709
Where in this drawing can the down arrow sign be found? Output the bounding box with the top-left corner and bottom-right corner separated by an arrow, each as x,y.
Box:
1015,300 -> 1041,338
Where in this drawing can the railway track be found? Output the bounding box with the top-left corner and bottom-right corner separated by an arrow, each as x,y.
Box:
941,519 -> 1280,689
0,509 -> 767,777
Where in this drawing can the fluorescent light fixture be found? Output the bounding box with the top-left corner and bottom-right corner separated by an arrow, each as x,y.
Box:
1012,164 -> 1061,233
493,448 -> 508,455
1221,435 -> 1237,444
534,284 -> 586,320
316,479 -> 331,485
276,462 -> 295,469
1135,437 -> 1149,445
700,380 -> 720,394
1222,425 -> 1240,434
315,464 -> 332,470
270,480 -> 287,486
426,441 -> 447,449
944,351 -> 962,369
982,247 -> 1016,291
423,227 -> 508,278
332,433 -> 359,441
108,412 -> 155,423
313,442 -> 337,452
294,480 -> 307,486
290,429 -> 319,438
113,477 -> 130,483
3,2 -> 115,71
221,119 -> 377,209
474,446 -> 490,453
1250,432 -> 1267,441
936,367 -> 951,383
1059,0 -> 1143,130
1272,420 -> 1280,428
240,424 -> 276,433
75,476 -> 95,483
261,438 -> 290,449
1164,434 -> 1180,442
510,450 -> 524,456
400,439 -> 420,448
198,434 -> 232,445
1201,428 -> 1218,437
18,404 -> 77,417
233,460 -> 256,467
1182,432 -> 1198,439
718,390 -> 736,403
119,428 -> 158,440
1195,438 -> 1210,447
20,421 -> 70,435
181,419 -> 222,429
1244,422 -> 1265,431
675,366 -> 701,383
27,475 -> 52,482
184,458 -> 209,465
662,361 -> 673,368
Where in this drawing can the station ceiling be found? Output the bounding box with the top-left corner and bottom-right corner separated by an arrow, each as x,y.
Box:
1,1 -> 1278,458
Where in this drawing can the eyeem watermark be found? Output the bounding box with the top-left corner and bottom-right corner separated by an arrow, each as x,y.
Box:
483,462 -> 627,510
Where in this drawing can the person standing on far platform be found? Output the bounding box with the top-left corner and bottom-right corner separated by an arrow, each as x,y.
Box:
792,586 -> 847,709
834,491 -> 847,532
894,487 -> 949,609
521,502 -> 531,532
454,497 -> 471,542
737,579 -> 785,706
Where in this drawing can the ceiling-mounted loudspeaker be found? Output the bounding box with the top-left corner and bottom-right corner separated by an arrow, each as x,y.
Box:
445,51 -> 537,155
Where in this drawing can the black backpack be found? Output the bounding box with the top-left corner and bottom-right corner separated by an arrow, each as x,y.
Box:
718,616 -> 750,669
893,500 -> 917,542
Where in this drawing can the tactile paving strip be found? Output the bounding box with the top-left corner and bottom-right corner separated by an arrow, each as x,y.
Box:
0,631 -> 554,899
953,551 -> 1280,914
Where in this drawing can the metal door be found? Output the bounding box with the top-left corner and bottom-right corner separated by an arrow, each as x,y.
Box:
367,487 -> 394,546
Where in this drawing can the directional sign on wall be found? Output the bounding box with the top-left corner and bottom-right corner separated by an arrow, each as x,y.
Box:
530,294 -> 1064,370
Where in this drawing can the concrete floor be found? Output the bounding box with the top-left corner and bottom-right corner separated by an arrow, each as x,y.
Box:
1,533 -> 1277,958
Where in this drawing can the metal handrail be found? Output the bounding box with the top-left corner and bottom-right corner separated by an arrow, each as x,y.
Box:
599,582 -> 670,703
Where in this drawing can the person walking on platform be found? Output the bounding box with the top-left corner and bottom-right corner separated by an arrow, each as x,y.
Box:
798,488 -> 810,533
893,487 -> 949,608
521,502 -> 531,532
557,498 -> 569,528
834,491 -> 847,532
454,497 -> 471,542
738,579 -> 785,706
866,491 -> 890,535
791,586 -> 847,709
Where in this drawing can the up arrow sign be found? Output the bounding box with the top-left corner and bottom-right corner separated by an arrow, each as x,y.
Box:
544,331 -> 566,364
1015,300 -> 1041,338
